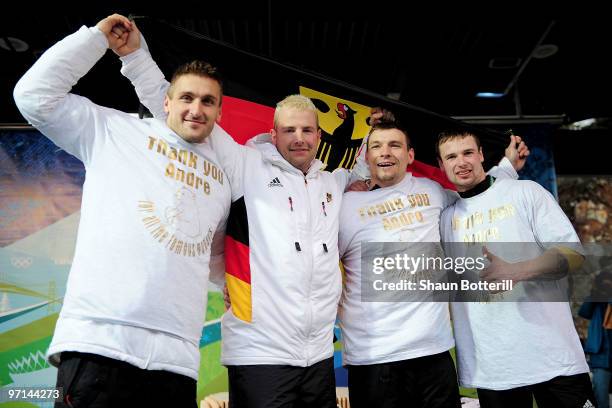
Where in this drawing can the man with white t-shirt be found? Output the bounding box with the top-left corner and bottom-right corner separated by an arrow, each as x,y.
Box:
437,130 -> 595,408
13,14 -> 230,407
338,120 -> 526,408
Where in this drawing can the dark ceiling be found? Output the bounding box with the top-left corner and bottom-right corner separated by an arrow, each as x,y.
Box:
2,7 -> 611,174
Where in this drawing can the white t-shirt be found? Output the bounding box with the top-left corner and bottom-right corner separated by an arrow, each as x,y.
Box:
14,26 -> 231,379
440,178 -> 588,390
338,174 -> 455,365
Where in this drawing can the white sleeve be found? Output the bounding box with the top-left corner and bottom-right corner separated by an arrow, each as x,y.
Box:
523,181 -> 581,246
331,168 -> 352,191
487,157 -> 518,180
13,26 -> 112,165
338,193 -> 361,259
208,219 -> 227,287
442,188 -> 459,209
439,206 -> 455,245
351,136 -> 371,180
338,206 -> 352,258
120,47 -> 169,120
209,125 -> 255,202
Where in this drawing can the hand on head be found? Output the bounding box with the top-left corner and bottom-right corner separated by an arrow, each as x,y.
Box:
368,107 -> 396,126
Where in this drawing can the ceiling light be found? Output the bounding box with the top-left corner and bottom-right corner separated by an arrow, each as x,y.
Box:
533,44 -> 559,59
563,118 -> 597,130
488,57 -> 522,69
475,92 -> 505,98
0,37 -> 29,52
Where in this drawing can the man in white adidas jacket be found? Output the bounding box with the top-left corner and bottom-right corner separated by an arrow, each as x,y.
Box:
13,15 -> 230,407
114,24 -> 367,407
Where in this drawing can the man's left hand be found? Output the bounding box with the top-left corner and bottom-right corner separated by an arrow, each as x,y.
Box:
480,246 -> 521,293
347,180 -> 369,192
505,134 -> 530,172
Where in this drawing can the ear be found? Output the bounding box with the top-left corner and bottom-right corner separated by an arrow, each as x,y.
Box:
437,157 -> 445,171
216,105 -> 223,124
479,147 -> 484,163
270,128 -> 277,145
163,95 -> 170,114
406,147 -> 415,166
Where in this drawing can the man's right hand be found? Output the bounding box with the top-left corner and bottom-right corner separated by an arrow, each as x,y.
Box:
96,14 -> 132,50
346,180 -> 369,192
112,19 -> 141,57
96,14 -> 141,57
504,134 -> 530,172
223,284 -> 231,310
368,107 -> 396,126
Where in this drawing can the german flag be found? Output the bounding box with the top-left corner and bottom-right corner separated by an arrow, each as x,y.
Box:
217,97 -> 273,322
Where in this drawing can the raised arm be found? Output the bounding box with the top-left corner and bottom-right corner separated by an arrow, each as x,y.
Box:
13,14 -> 133,165
487,135 -> 530,179
504,134 -> 530,172
117,22 -> 169,120
332,145 -> 370,192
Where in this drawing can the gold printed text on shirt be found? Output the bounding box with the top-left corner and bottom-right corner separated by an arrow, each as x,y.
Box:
358,193 -> 430,219
382,210 -> 425,231
148,136 -> 224,190
452,203 -> 516,243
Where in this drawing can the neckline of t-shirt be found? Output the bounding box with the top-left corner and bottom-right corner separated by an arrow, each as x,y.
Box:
368,172 -> 414,193
458,176 -> 499,201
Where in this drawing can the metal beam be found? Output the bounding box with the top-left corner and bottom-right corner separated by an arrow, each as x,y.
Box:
452,115 -> 566,125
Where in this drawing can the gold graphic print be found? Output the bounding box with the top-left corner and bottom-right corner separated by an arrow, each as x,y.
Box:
165,187 -> 201,239
452,203 -> 517,243
138,136 -> 227,257
139,199 -> 214,257
358,193 -> 432,232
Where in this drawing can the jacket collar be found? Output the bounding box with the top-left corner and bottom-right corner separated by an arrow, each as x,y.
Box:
247,133 -> 324,177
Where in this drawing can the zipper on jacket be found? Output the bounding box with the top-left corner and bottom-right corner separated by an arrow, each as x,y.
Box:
320,201 -> 329,253
303,174 -> 314,364
288,196 -> 301,251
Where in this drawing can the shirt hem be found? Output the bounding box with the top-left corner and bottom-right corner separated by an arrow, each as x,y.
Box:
47,342 -> 199,380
